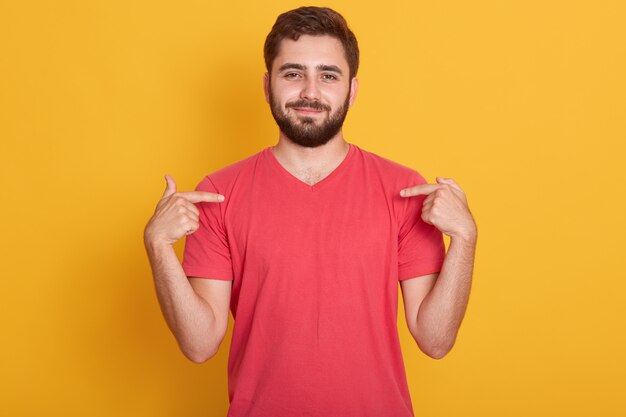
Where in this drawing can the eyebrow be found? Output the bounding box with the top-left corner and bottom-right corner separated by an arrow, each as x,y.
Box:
278,63 -> 344,76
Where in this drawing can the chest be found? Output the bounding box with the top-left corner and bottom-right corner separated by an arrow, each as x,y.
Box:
287,166 -> 336,186
225,184 -> 397,268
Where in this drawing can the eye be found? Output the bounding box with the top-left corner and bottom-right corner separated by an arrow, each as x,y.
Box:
284,72 -> 301,79
322,74 -> 338,80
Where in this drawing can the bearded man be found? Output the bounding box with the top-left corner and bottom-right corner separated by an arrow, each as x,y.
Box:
144,6 -> 477,417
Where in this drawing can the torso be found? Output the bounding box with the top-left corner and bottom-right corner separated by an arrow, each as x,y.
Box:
181,143 -> 444,416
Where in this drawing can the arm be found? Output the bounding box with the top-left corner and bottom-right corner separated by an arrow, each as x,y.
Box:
144,175 -> 229,364
145,240 -> 231,363
400,176 -> 477,359
405,236 -> 476,359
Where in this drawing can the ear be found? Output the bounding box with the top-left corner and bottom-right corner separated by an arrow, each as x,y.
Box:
263,72 -> 270,104
348,77 -> 359,108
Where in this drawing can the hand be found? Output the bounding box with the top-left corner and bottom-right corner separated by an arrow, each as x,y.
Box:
400,177 -> 476,241
144,175 -> 225,247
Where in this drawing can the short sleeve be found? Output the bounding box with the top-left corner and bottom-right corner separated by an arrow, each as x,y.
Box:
397,173 -> 446,280
181,176 -> 233,281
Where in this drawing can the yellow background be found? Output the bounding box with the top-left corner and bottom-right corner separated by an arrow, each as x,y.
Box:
1,0 -> 624,416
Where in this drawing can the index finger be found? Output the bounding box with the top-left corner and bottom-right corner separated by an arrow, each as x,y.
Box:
177,191 -> 225,203
400,183 -> 442,197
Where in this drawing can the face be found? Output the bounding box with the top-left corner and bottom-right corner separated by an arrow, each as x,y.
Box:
264,34 -> 358,148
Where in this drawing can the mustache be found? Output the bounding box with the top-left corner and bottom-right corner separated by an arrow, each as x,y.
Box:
286,100 -> 331,112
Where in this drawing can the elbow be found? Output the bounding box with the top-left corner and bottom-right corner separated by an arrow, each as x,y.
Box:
416,338 -> 455,360
182,345 -> 218,364
427,347 -> 451,360
186,352 -> 211,364
185,350 -> 216,364
178,326 -> 224,364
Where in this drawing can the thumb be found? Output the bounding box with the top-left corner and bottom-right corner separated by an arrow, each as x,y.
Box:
436,176 -> 463,192
162,174 -> 176,197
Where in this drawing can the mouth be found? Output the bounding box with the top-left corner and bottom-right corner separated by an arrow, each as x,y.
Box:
292,107 -> 325,115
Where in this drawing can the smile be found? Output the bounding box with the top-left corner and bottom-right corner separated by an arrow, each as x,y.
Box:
293,108 -> 325,115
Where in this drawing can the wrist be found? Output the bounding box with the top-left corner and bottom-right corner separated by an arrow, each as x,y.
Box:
144,230 -> 172,253
450,226 -> 477,245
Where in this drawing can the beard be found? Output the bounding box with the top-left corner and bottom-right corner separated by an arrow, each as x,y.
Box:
268,81 -> 351,148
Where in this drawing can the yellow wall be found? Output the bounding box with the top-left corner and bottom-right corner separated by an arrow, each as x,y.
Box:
1,1 -> 624,416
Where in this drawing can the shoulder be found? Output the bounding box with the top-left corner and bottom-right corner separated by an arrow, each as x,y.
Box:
352,145 -> 431,225
354,144 -> 429,187
194,148 -> 264,193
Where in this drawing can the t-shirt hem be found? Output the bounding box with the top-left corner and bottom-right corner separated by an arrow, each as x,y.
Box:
398,257 -> 445,280
182,265 -> 234,281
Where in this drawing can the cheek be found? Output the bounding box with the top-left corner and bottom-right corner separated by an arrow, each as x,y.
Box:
327,84 -> 350,102
272,79 -> 300,95
274,91 -> 301,108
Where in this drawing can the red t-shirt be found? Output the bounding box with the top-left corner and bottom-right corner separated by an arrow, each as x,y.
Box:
182,143 -> 445,417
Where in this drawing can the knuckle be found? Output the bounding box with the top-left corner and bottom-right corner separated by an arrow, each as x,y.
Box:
172,194 -> 187,204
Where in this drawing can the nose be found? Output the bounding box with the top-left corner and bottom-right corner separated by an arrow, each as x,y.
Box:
300,77 -> 321,101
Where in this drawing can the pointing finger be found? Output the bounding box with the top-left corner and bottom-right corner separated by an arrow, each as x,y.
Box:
400,183 -> 441,197
178,191 -> 225,204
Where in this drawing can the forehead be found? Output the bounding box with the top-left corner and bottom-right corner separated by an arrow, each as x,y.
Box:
273,34 -> 349,73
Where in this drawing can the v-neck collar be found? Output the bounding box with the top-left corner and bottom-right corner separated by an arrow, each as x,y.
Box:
265,143 -> 356,192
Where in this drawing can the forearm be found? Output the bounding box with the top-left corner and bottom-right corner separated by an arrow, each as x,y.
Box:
144,238 -> 220,363
415,233 -> 476,358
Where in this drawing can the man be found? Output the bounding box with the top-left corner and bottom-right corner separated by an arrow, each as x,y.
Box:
144,6 -> 477,417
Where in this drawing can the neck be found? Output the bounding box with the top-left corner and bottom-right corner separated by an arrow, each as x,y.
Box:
272,131 -> 350,171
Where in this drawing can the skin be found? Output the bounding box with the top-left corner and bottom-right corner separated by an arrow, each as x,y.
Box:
263,35 -> 358,185
399,177 -> 477,359
143,33 -> 477,363
144,176 -> 230,363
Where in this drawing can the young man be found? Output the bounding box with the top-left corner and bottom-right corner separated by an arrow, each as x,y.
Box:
144,6 -> 477,417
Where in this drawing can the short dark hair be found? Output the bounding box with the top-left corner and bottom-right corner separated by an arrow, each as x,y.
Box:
263,6 -> 360,80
